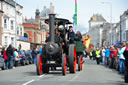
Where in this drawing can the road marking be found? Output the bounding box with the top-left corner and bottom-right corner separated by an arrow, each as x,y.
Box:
22,74 -> 46,85
22,79 -> 35,85
39,74 -> 45,78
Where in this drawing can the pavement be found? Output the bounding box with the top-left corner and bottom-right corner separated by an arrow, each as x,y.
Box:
0,58 -> 127,85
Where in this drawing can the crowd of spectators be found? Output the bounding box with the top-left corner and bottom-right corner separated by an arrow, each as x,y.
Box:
0,44 -> 42,70
88,42 -> 128,83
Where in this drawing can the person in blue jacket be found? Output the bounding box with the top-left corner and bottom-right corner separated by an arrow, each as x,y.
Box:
104,46 -> 110,66
118,42 -> 126,74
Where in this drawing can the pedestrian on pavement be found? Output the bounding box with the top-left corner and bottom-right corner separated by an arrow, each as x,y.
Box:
68,26 -> 75,44
96,48 -> 101,64
109,45 -> 118,68
92,49 -> 96,60
123,42 -> 128,83
118,42 -> 126,74
89,50 -> 93,60
104,46 -> 110,66
6,44 -> 14,69
101,47 -> 105,64
13,49 -> 19,67
32,47 -> 37,64
39,46 -> 42,55
3,47 -> 8,69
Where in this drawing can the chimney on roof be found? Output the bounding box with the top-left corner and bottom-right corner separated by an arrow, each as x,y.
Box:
35,9 -> 40,20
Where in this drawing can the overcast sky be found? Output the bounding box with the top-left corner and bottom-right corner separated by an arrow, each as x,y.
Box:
17,0 -> 128,33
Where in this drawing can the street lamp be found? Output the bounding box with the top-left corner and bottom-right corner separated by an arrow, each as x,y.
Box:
15,0 -> 17,48
101,2 -> 112,45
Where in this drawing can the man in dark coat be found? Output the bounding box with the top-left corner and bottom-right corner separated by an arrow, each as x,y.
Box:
68,26 -> 75,44
32,47 -> 37,64
6,44 -> 14,69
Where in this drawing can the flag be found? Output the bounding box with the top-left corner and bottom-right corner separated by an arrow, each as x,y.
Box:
75,0 -> 77,26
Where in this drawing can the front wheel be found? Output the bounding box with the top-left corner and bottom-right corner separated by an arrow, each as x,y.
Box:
62,54 -> 67,75
36,54 -> 43,75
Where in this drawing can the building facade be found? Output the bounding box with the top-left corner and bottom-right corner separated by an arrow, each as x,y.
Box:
120,10 -> 128,42
23,3 -> 54,48
88,14 -> 106,48
0,0 -> 23,48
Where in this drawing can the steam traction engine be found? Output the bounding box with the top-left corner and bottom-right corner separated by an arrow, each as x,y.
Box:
36,14 -> 82,76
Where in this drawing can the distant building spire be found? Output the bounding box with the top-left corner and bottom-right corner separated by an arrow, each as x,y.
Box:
35,9 -> 40,19
50,2 -> 54,13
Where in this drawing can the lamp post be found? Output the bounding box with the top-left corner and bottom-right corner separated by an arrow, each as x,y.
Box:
102,2 -> 112,45
15,0 -> 17,48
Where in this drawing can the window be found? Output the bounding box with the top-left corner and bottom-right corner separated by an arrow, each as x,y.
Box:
4,19 -> 7,28
4,36 -> 8,47
126,31 -> 128,41
24,33 -> 28,38
123,33 -> 126,41
20,28 -> 22,35
17,27 -> 19,35
126,19 -> 128,30
11,37 -> 14,46
11,20 -> 14,30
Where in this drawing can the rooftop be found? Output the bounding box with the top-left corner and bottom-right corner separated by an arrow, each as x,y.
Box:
23,18 -> 38,25
89,14 -> 106,22
4,0 -> 23,8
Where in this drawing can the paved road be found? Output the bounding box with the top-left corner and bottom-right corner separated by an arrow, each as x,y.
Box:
0,58 -> 126,85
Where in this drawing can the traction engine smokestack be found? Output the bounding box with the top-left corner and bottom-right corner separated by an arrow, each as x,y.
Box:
49,14 -> 55,42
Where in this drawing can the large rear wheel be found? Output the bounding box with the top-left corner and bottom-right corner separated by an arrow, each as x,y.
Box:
62,54 -> 67,75
36,54 -> 43,75
69,44 -> 76,73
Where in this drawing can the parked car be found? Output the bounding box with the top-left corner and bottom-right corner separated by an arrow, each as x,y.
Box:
25,51 -> 33,64
0,55 -> 5,70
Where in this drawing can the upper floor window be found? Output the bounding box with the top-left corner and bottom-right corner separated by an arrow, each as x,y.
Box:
11,37 -> 14,46
123,33 -> 126,41
126,19 -> 128,30
11,20 -> 14,30
4,19 -> 7,29
4,36 -> 8,47
20,27 -> 22,36
17,27 -> 19,35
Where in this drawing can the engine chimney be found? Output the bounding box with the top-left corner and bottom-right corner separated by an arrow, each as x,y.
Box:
49,14 -> 55,42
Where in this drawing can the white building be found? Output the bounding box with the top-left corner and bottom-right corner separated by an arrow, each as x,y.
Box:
0,0 -> 23,48
111,23 -> 120,44
120,10 -> 128,42
88,14 -> 106,48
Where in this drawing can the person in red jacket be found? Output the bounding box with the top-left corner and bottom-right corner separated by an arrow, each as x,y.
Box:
3,47 -> 8,69
109,45 -> 118,68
